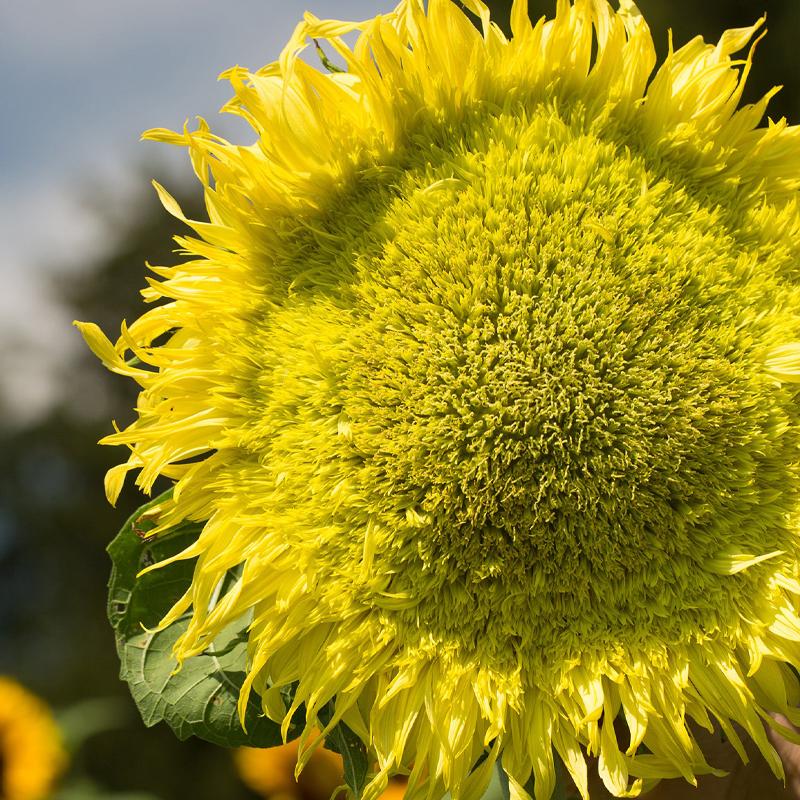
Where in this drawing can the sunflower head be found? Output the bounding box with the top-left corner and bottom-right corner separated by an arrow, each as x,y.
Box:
0,677 -> 65,800
235,733 -> 344,800
79,1 -> 800,798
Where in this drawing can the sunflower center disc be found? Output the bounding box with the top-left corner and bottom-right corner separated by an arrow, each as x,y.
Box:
249,104 -> 800,666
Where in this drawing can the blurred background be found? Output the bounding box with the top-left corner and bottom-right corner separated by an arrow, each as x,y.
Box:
1,0 -> 799,797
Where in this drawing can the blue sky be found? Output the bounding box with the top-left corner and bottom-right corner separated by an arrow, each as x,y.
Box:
0,0 -> 393,423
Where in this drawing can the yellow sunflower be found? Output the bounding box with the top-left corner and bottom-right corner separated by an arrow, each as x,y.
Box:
235,733 -> 345,800
0,677 -> 65,800
78,1 -> 800,798
234,731 -> 409,800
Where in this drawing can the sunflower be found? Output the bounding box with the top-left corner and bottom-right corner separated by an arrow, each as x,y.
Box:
78,0 -> 800,798
234,733 -> 345,800
234,732 -> 409,800
0,677 -> 65,800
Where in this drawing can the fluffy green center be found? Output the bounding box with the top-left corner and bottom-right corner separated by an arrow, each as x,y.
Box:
237,102 -> 800,670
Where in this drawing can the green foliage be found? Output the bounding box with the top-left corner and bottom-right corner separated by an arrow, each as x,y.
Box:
107,493 -> 370,799
319,704 -> 369,800
51,781 -> 162,800
107,493 -> 283,748
55,697 -> 131,753
496,758 -> 573,800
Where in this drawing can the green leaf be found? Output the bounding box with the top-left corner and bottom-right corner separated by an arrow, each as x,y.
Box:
496,754 -> 574,800
481,760 -> 507,800
107,492 -> 284,748
319,703 -> 370,799
56,697 -> 130,753
51,779 -> 163,800
496,760 -> 510,800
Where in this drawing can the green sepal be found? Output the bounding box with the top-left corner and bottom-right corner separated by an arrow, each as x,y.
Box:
107,491 -> 285,748
319,702 -> 370,799
313,38 -> 345,73
496,754 -> 575,800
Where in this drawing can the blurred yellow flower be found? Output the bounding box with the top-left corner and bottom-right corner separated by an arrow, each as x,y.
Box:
235,734 -> 407,800
235,737 -> 343,800
0,676 -> 66,800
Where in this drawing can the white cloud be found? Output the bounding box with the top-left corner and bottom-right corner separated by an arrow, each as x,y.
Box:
0,165 -> 133,423
1,0 -> 390,66
0,0 -> 395,425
